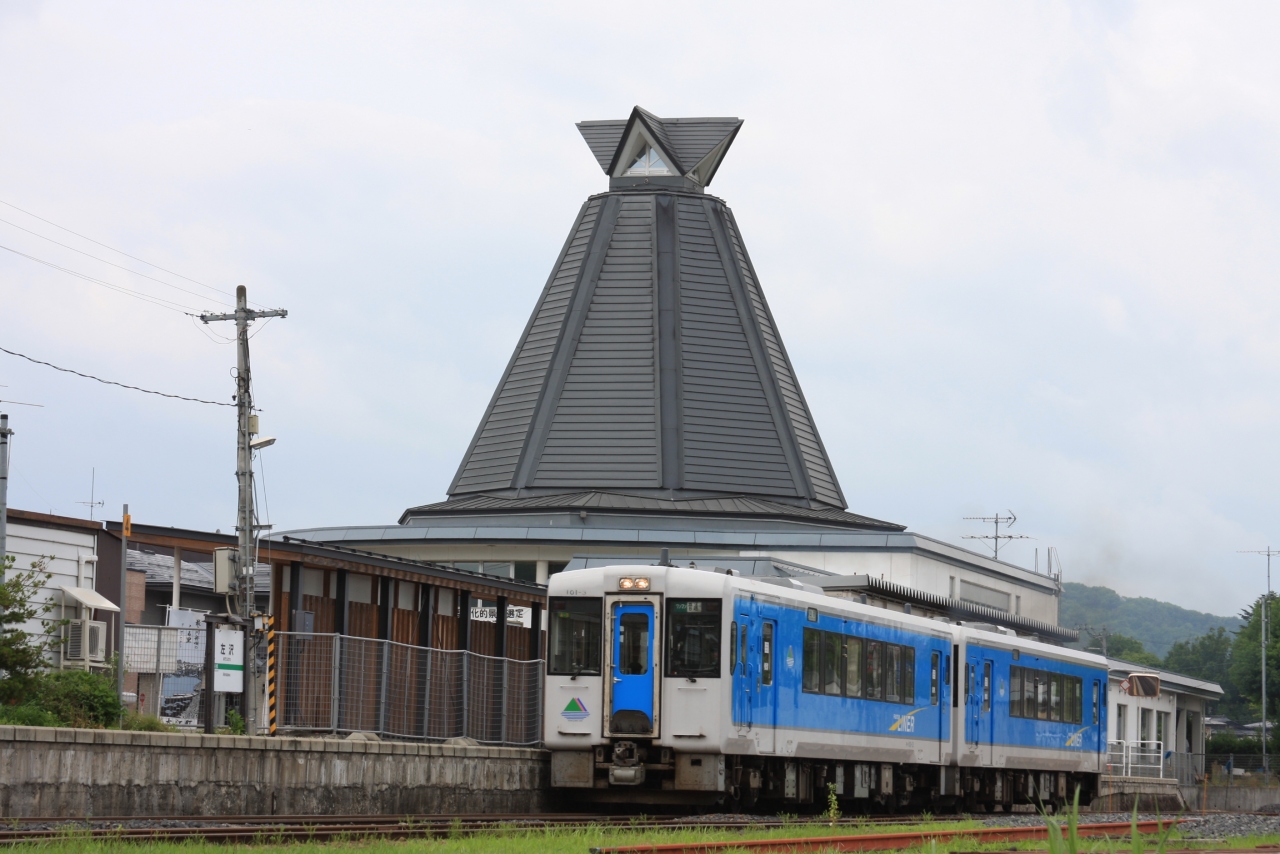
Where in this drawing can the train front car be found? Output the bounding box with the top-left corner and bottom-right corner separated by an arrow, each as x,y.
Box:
953,628 -> 1108,811
544,563 -> 731,806
545,563 -> 959,811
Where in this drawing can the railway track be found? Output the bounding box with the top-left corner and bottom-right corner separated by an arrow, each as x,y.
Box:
0,812 -> 1094,844
0,813 -> 1212,847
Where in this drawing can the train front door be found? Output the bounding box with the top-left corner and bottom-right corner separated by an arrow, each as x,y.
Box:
607,599 -> 658,736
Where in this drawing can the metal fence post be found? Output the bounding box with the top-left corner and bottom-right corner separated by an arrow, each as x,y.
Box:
152,626 -> 163,717
421,646 -> 433,741
500,657 -> 509,746
331,634 -> 341,734
378,637 -> 390,737
461,651 -> 470,741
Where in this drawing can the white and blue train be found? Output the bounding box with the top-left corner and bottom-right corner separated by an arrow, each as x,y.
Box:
544,562 -> 1107,811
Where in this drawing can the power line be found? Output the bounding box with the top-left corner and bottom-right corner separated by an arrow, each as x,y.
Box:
0,242 -> 203,314
0,198 -> 262,306
0,215 -> 235,308
0,345 -> 233,406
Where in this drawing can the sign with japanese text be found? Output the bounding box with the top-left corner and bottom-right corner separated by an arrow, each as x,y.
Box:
213,626 -> 244,693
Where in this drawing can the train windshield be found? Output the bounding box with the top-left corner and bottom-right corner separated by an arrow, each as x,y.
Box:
666,599 -> 722,678
548,597 -> 602,675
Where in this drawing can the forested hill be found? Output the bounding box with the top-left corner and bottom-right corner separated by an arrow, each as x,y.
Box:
1059,582 -> 1242,658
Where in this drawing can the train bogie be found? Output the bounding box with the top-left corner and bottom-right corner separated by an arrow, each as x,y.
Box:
544,563 -> 1107,811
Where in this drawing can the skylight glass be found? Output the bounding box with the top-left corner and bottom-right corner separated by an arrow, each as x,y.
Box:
625,145 -> 670,176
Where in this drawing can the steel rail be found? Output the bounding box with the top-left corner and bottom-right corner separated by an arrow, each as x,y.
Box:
590,819 -> 1183,854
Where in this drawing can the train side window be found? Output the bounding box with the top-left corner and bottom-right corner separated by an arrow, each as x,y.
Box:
822,632 -> 842,695
844,637 -> 863,698
930,651 -> 940,705
981,661 -> 991,712
903,648 -> 915,705
1092,681 -> 1100,725
1050,673 -> 1063,721
803,628 -> 821,693
885,645 -> 902,703
1036,673 -> 1050,720
761,622 -> 774,686
740,623 -> 747,674
729,621 -> 738,674
1010,665 -> 1022,715
865,640 -> 884,700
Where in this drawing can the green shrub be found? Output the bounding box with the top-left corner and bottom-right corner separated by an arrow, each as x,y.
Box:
121,711 -> 176,732
0,704 -> 64,727
35,670 -> 121,728
226,708 -> 246,735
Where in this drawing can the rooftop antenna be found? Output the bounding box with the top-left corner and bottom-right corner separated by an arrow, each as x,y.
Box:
962,510 -> 1030,561
76,467 -> 104,521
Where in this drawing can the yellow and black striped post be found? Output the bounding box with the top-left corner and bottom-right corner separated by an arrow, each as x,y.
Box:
266,615 -> 277,736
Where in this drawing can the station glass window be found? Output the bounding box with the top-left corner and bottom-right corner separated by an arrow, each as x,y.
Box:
803,628 -> 821,693
761,622 -> 774,686
618,612 -> 650,675
547,597 -> 602,676
665,599 -> 721,678
844,637 -> 863,698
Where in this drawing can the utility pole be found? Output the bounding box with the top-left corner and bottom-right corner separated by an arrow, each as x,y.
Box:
118,503 -> 130,715
0,413 -> 11,577
963,510 -> 1030,561
1241,547 -> 1279,782
201,286 -> 286,736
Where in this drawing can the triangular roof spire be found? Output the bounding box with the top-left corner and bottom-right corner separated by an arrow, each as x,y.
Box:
440,111 -> 862,519
577,106 -> 742,188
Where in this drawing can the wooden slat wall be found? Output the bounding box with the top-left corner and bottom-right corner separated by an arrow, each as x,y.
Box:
347,602 -> 379,639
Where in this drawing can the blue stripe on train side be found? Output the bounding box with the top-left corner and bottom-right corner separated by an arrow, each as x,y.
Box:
730,596 -> 952,742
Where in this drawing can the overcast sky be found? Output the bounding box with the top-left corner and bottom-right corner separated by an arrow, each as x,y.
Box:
2,2 -> 1277,617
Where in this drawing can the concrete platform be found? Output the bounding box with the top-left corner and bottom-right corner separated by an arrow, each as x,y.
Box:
1093,775 -> 1185,813
0,725 -> 549,818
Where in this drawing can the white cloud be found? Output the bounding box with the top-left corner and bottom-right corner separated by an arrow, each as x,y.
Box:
1,0 -> 1277,615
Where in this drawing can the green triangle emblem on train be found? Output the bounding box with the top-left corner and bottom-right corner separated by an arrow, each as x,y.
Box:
562,698 -> 589,720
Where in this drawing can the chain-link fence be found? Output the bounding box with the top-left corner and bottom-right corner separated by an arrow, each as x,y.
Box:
274,632 -> 542,746
123,624 -> 207,726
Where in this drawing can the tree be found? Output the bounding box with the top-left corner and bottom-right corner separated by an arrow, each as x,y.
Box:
1228,594 -> 1280,726
1091,631 -> 1163,667
1165,626 -> 1250,720
0,555 -> 62,705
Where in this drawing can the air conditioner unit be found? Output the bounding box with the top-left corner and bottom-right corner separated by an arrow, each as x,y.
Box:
65,619 -> 108,663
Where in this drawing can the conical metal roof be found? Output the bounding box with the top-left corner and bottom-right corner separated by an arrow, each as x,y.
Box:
444,108 -> 854,514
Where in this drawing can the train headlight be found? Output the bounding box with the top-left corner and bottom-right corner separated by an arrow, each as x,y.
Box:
634,577 -> 650,590
617,577 -> 650,591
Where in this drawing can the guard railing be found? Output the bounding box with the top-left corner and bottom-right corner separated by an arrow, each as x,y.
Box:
274,632 -> 543,747
1105,739 -> 1165,778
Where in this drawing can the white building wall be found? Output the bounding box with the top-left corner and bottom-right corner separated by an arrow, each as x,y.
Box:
6,520 -> 100,664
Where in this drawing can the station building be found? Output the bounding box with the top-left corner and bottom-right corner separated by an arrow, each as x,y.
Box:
280,107 -> 1072,645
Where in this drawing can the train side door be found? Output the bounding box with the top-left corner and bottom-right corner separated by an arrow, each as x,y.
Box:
979,657 -> 995,764
754,618 -> 777,754
965,652 -> 979,746
606,599 -> 658,737
735,607 -> 752,730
